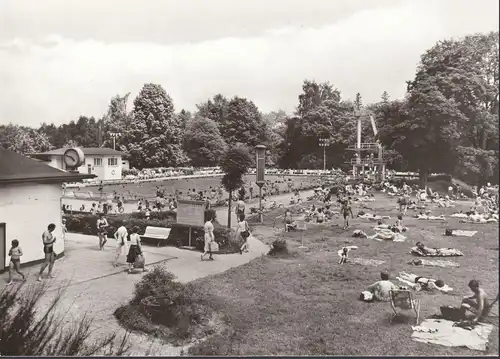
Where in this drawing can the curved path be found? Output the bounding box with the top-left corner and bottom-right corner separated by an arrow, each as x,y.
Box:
2,189 -> 314,355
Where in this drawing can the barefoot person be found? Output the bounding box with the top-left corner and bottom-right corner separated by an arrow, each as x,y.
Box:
237,213 -> 251,254
38,223 -> 57,281
341,198 -> 354,230
7,239 -> 26,284
461,279 -> 490,322
126,226 -> 146,273
201,214 -> 215,261
96,213 -> 109,250
113,224 -> 128,267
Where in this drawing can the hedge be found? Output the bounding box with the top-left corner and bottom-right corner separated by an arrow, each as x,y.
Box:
63,209 -> 240,253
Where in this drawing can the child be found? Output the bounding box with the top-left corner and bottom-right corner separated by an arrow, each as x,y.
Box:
8,239 -> 26,284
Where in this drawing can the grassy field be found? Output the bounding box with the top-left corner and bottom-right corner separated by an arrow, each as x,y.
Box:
77,175 -> 322,200
183,195 -> 498,356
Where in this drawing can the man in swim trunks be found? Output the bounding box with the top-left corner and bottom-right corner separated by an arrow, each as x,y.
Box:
38,223 -> 57,281
341,199 -> 354,230
461,279 -> 490,322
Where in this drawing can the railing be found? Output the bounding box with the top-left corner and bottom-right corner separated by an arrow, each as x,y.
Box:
346,158 -> 385,165
347,143 -> 380,150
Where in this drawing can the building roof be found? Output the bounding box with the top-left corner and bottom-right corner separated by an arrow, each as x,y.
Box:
0,147 -> 96,184
32,147 -> 125,157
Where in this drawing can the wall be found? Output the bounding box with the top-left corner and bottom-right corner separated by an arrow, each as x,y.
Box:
47,156 -> 64,170
77,155 -> 122,181
0,182 -> 64,269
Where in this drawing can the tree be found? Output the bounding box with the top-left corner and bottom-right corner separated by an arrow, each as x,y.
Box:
279,80 -> 355,169
219,144 -> 253,228
403,31 -> 499,187
354,93 -> 363,110
0,124 -> 53,154
196,94 -> 229,127
183,117 -> 227,167
101,93 -> 133,151
381,91 -> 390,103
125,84 -> 189,168
177,109 -> 192,130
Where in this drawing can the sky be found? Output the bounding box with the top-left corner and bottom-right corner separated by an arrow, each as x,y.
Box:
0,0 -> 498,127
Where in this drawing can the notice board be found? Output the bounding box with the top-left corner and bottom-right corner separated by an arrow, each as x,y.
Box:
177,199 -> 206,226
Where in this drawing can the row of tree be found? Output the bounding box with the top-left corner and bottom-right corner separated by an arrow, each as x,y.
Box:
0,31 -> 498,187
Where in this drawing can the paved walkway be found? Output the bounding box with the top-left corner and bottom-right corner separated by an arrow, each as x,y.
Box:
2,189 -> 313,355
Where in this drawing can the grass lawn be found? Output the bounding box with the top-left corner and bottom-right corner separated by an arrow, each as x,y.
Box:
80,174 -> 322,200
185,195 -> 499,356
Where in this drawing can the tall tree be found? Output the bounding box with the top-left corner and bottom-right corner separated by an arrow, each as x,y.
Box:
354,92 -> 363,110
101,93 -> 133,150
403,31 -> 499,187
381,91 -> 390,103
196,94 -> 229,126
0,124 -> 53,154
125,84 -> 189,168
219,144 -> 253,228
183,117 -> 227,167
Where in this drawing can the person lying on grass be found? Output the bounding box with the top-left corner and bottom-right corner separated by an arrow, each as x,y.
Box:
460,279 -> 490,323
397,272 -> 452,293
363,271 -> 398,302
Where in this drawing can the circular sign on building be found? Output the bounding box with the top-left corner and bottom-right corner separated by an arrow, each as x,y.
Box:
63,148 -> 85,170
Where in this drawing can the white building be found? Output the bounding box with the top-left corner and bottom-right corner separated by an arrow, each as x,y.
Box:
31,147 -> 125,181
0,147 -> 94,270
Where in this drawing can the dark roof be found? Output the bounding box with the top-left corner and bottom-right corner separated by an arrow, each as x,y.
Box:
32,147 -> 125,156
0,147 -> 96,184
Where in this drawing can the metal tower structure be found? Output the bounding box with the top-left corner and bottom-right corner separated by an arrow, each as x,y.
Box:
345,109 -> 386,181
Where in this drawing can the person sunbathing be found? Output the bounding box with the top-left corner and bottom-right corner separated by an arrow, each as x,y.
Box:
365,271 -> 398,302
460,280 -> 490,322
416,213 -> 445,220
414,242 -> 462,256
397,272 -> 452,293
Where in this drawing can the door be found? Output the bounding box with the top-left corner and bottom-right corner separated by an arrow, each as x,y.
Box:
0,223 -> 5,271
88,164 -> 92,174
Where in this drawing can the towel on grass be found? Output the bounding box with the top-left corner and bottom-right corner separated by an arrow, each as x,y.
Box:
348,257 -> 386,266
411,319 -> 493,352
411,247 -> 463,257
448,230 -> 477,237
408,259 -> 460,268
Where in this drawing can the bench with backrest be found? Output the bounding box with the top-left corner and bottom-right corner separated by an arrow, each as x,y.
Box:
140,226 -> 171,247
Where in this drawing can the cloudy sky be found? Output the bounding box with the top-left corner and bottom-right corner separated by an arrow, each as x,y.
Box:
0,0 -> 498,127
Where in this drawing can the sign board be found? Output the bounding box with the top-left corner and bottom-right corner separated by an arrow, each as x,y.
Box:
176,199 -> 206,226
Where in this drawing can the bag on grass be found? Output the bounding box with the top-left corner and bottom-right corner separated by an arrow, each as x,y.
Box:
210,241 -> 219,252
134,254 -> 145,269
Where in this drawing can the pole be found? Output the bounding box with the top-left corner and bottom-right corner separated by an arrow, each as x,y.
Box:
323,146 -> 326,172
259,186 -> 263,224
113,136 -> 116,151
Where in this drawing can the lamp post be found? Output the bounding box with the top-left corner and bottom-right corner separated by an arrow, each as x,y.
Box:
319,138 -> 329,172
109,132 -> 122,150
255,145 -> 267,224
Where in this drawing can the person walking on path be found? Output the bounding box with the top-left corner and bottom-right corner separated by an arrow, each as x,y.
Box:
237,213 -> 251,254
96,213 -> 109,250
113,224 -> 128,267
201,214 -> 215,261
126,226 -> 146,273
236,196 -> 246,217
7,239 -> 26,284
38,223 -> 57,281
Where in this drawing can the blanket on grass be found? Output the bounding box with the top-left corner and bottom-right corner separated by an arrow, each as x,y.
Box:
348,257 -> 386,266
408,259 -> 460,268
411,247 -> 464,257
445,229 -> 477,237
411,319 -> 493,352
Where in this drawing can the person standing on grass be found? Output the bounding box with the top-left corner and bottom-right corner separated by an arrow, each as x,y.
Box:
237,213 -> 251,254
38,223 -> 57,282
201,214 -> 215,261
7,239 -> 26,284
96,213 -> 109,250
341,199 -> 354,230
113,224 -> 128,267
126,226 -> 147,273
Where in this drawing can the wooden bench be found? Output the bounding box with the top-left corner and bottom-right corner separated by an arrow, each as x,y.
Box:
140,226 -> 171,247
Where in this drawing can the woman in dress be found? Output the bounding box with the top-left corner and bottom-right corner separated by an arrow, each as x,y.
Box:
237,213 -> 251,254
96,213 -> 109,250
126,226 -> 146,273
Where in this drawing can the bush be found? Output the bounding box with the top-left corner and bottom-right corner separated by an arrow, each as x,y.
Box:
114,266 -> 213,342
0,283 -> 130,356
63,213 -> 175,239
268,237 -> 288,256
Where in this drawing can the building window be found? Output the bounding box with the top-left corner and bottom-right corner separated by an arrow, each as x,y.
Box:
108,157 -> 118,166
94,157 -> 103,166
